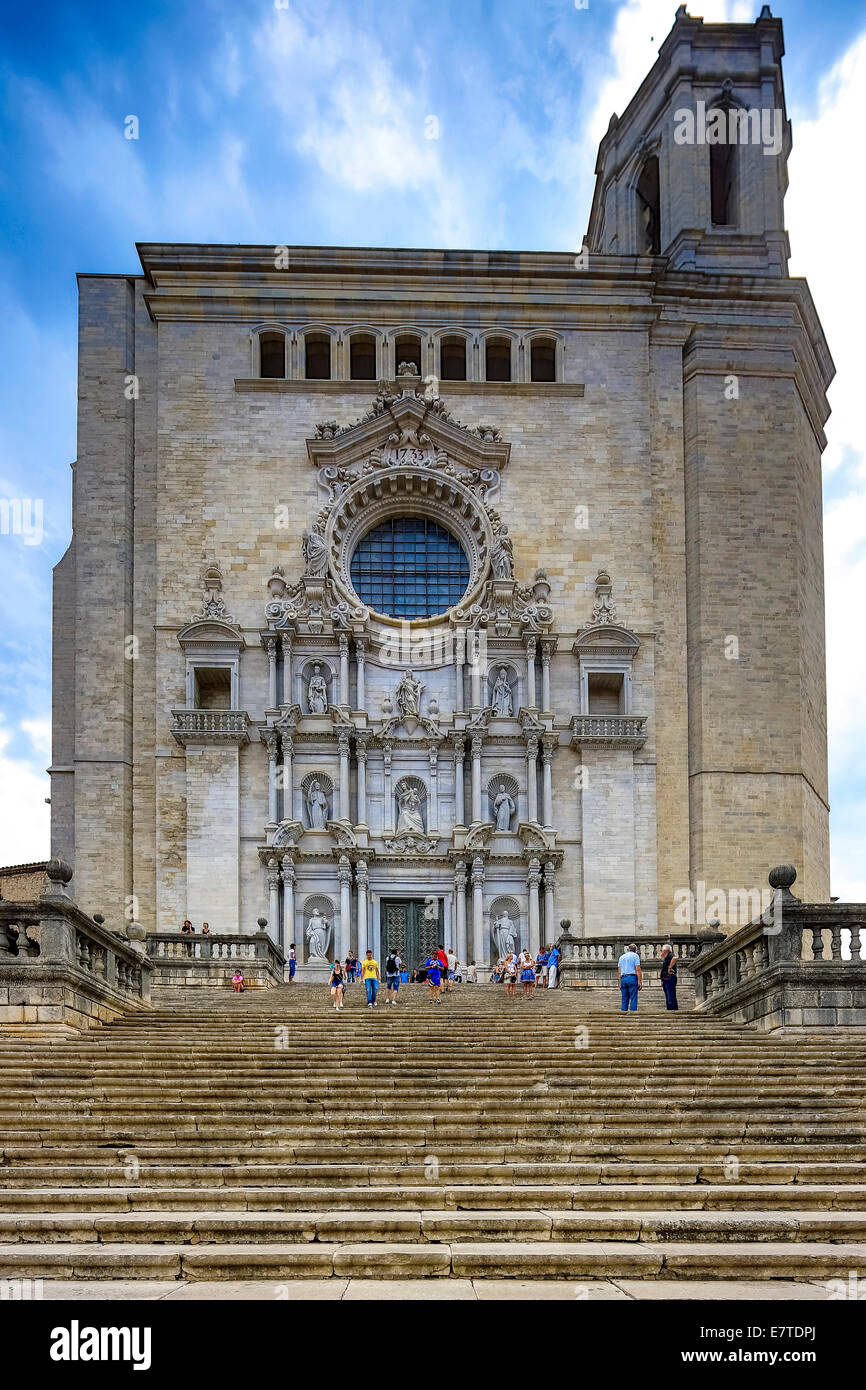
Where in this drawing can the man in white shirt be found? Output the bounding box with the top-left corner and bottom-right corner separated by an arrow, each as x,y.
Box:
446,949 -> 457,990
617,943 -> 642,1013
466,962 -> 477,984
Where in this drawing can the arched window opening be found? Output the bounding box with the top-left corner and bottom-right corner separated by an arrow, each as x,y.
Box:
710,140 -> 736,226
440,337 -> 467,381
305,334 -> 331,380
485,338 -> 511,382
259,331 -> 285,379
350,334 -> 377,380
530,339 -> 556,383
636,156 -> 660,254
394,335 -> 422,375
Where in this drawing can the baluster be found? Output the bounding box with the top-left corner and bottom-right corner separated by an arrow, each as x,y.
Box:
830,924 -> 843,961
810,926 -> 825,960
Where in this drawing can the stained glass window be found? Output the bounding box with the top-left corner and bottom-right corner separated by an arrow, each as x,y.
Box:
350,517 -> 470,619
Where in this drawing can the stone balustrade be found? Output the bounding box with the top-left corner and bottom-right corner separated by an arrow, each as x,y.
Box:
146,930 -> 285,989
691,866 -> 866,1029
170,708 -> 251,745
0,860 -> 152,1031
570,714 -> 647,749
556,924 -> 720,997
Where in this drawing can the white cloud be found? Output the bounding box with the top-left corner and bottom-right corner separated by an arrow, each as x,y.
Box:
0,716 -> 50,866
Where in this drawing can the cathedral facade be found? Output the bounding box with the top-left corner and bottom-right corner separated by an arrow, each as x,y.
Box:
49,10 -> 833,970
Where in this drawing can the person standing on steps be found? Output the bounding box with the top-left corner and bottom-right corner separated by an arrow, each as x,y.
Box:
361,948 -> 380,1008
504,952 -> 518,998
547,942 -> 561,989
425,953 -> 442,1002
288,943 -> 297,983
329,957 -> 345,1010
385,948 -> 402,1004
520,950 -> 535,997
660,943 -> 678,1010
618,942 -> 642,1013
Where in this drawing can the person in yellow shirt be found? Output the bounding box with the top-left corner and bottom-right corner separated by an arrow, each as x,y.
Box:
361,949 -> 380,1007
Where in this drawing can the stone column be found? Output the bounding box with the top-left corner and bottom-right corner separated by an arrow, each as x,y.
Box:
339,635 -> 350,706
355,636 -> 366,710
337,856 -> 352,959
526,735 -> 539,824
453,735 -> 466,826
266,638 -> 278,710
280,734 -> 293,824
280,631 -> 293,707
383,744 -> 394,833
527,856 -> 541,955
542,735 -> 556,828
526,637 -> 537,709
454,859 -> 468,963
356,735 -> 369,825
263,730 -> 279,824
471,855 -> 486,966
543,861 -> 556,947
428,744 -> 439,834
471,732 -> 483,824
540,639 -> 553,712
267,858 -> 280,945
338,731 -> 350,821
355,859 -> 369,957
280,855 -> 295,952
471,646 -> 482,711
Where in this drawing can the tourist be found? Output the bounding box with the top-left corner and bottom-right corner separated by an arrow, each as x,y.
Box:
345,950 -> 358,983
618,942 -> 642,1013
504,952 -> 517,997
288,943 -> 297,983
466,961 -> 477,984
660,943 -> 678,1011
329,958 -> 345,1010
181,919 -> 194,935
231,969 -> 244,994
436,943 -> 449,993
425,954 -> 442,1002
361,948 -> 380,1007
520,951 -> 535,997
385,947 -> 402,1004
547,942 -> 561,988
536,947 -> 548,987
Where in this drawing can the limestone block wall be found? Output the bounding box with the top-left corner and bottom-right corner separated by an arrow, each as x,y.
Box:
185,744 -> 240,933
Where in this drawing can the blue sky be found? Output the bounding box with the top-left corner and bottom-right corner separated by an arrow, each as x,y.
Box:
1,0 -> 864,896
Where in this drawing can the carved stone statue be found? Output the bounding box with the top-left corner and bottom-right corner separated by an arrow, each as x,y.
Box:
395,669 -> 423,720
307,779 -> 329,830
491,667 -> 513,717
307,664 -> 328,715
493,783 -> 516,832
494,909 -> 517,960
492,526 -> 514,580
306,909 -> 329,959
396,785 -> 425,835
302,531 -> 328,578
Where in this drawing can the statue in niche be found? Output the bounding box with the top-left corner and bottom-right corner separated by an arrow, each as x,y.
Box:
307,779 -> 329,830
307,664 -> 329,715
302,531 -> 328,578
306,908 -> 329,960
492,526 -> 514,580
395,669 -> 423,720
492,783 -> 516,832
491,667 -> 513,717
494,909 -> 518,960
396,785 -> 425,836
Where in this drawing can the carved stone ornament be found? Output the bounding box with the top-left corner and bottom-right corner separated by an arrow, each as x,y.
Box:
591,570 -> 617,625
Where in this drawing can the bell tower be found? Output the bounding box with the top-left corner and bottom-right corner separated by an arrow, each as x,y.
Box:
586,6 -> 791,275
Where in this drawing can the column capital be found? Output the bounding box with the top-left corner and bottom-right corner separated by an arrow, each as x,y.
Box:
261,729 -> 279,758
470,731 -> 484,758
526,733 -> 539,759
338,730 -> 351,757
280,856 -> 296,884
355,858 -> 369,885
471,854 -> 485,885
279,630 -> 293,655
525,635 -> 537,659
339,633 -> 350,654
454,858 -> 467,889
527,856 -> 542,888
541,734 -> 557,763
337,855 -> 352,886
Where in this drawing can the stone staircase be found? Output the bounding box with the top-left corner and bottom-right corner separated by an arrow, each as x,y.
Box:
1,982 -> 865,1283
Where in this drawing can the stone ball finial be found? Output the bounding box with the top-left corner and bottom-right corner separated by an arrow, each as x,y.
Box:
257,916 -> 268,931
768,864 -> 796,890
92,913 -> 105,926
46,858 -> 73,885
126,920 -> 146,943
559,919 -> 572,930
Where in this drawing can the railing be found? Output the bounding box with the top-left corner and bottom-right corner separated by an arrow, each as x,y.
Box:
170,709 -> 251,745
1,866 -> 153,1028
146,931 -> 285,986
571,715 -> 647,748
557,930 -> 718,989
691,868 -> 866,1029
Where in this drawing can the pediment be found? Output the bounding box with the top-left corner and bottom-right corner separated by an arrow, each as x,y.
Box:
306,383 -> 511,477
177,619 -> 244,649
573,624 -> 640,655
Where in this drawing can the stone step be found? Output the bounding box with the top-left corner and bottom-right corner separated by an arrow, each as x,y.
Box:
1,1239 -> 864,1280
2,1207 -> 866,1245
2,1183 -> 865,1212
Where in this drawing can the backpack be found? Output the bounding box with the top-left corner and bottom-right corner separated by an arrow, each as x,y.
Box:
386,953 -> 398,973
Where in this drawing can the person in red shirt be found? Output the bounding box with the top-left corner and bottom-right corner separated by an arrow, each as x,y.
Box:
436,944 -> 449,993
